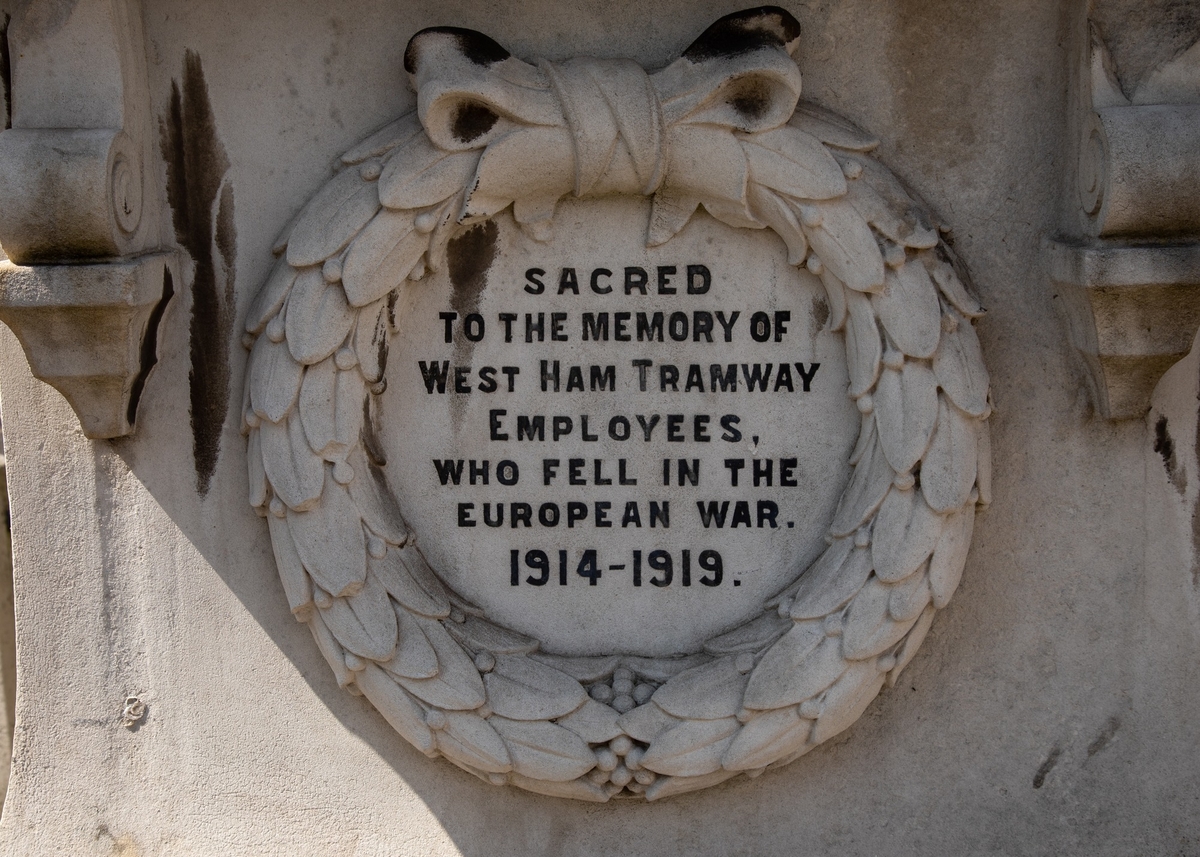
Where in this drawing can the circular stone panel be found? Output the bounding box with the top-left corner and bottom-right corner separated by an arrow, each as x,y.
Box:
381,196 -> 856,655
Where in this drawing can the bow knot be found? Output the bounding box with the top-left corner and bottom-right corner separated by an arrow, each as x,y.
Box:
404,8 -> 804,238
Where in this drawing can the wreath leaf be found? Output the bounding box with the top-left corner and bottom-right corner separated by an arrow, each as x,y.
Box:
926,257 -> 985,318
929,505 -> 975,608
888,567 -> 932,623
507,773 -> 610,802
346,448 -> 409,546
378,133 -> 480,210
871,488 -> 943,583
287,474 -> 367,597
491,717 -> 597,781
644,769 -> 739,801
647,189 -> 700,247
381,605 -> 438,680
921,399 -> 978,514
722,706 -> 812,772
436,711 -> 511,773
789,542 -> 871,620
246,257 -> 298,334
747,184 -> 808,265
298,357 -> 341,456
249,335 -> 304,423
555,698 -> 622,744
821,269 -> 848,332
319,570 -> 398,661
266,513 -> 313,616
933,319 -> 989,417
703,611 -> 790,655
639,717 -> 740,777
617,702 -> 682,744
308,611 -> 353,688
342,209 -> 425,307
395,617 -> 486,710
287,165 -> 381,268
743,622 -> 825,709
353,298 -> 390,384
802,198 -> 885,292
447,615 -> 538,655
247,429 -> 268,509
371,548 -> 449,618
873,262 -> 941,359
748,636 -> 845,711
830,433 -> 892,537
844,290 -> 882,398
840,576 -> 899,659
788,102 -> 879,152
809,662 -> 886,744
874,361 -> 938,475
741,127 -> 846,201
341,114 -> 425,166
976,420 -> 993,506
483,655 -> 587,721
652,657 -> 749,721
848,412 -> 876,466
356,663 -> 436,754
887,606 -> 936,686
285,268 -> 356,365
259,415 -> 323,511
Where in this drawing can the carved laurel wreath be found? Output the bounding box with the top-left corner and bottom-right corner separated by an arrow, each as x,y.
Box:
242,8 -> 991,801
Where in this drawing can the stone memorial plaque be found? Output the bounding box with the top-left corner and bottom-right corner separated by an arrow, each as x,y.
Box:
384,196 -> 856,656
244,7 -> 991,800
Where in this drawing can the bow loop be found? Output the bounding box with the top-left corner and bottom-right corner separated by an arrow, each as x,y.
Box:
406,27 -> 562,152
400,7 -> 807,235
653,49 -> 803,133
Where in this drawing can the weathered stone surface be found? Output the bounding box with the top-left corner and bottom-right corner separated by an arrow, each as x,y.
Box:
0,0 -> 1197,852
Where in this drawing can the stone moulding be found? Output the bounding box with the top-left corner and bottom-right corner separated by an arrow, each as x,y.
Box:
0,0 -> 170,439
1055,24 -> 1200,420
244,7 -> 992,800
1046,239 -> 1200,420
0,253 -> 177,439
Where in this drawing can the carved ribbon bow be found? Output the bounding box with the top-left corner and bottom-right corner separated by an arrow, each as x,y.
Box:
400,7 -> 815,245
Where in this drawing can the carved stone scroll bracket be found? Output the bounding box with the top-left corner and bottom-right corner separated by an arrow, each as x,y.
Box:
0,0 -> 170,438
1054,22 -> 1200,420
0,253 -> 177,439
1046,239 -> 1200,420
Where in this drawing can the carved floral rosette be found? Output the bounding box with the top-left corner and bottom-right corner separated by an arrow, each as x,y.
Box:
242,8 -> 991,801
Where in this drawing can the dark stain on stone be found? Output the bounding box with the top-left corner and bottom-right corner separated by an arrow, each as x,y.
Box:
361,394 -> 387,467
216,181 -> 237,297
448,220 -> 497,320
812,295 -> 830,329
1,14 -> 12,130
728,79 -> 771,123
446,221 -> 497,427
126,266 -> 176,427
160,51 -> 235,496
404,26 -> 510,75
1086,716 -> 1120,759
1154,414 -> 1185,493
386,289 -> 399,329
452,102 -> 499,145
1032,745 -> 1061,789
684,6 -> 800,62
1193,373 -> 1200,588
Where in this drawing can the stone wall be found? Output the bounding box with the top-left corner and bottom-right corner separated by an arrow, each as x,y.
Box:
0,1 -> 1197,854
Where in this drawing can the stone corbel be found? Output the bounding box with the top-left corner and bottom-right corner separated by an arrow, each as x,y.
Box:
0,0 -> 173,438
1048,24 -> 1200,419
